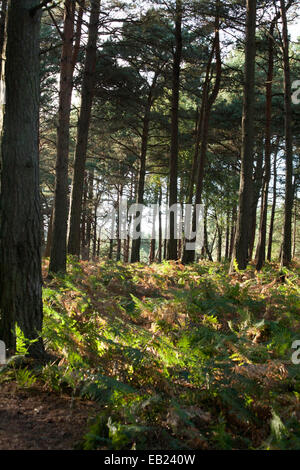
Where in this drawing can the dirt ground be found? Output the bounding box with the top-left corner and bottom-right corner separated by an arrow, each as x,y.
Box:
0,382 -> 99,450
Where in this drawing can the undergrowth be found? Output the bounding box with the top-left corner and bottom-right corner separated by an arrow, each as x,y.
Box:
1,258 -> 300,450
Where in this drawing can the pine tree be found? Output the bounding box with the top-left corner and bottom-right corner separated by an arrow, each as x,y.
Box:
0,0 -> 44,357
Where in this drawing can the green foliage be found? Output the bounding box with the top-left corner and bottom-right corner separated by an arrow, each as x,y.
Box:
32,259 -> 300,449
14,367 -> 37,389
211,415 -> 234,450
16,325 -> 39,356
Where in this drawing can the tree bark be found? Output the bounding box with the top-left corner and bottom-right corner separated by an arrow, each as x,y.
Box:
116,184 -> 122,262
255,26 -> 274,269
200,205 -> 213,261
0,0 -> 44,357
49,0 -> 76,273
248,147 -> 263,260
82,169 -> 94,260
0,0 -> 7,74
267,143 -> 279,261
130,74 -> 158,262
225,210 -> 230,260
149,186 -> 159,264
185,40 -> 215,209
167,0 -> 182,261
229,205 -> 237,259
280,0 -> 294,267
81,172 -> 87,256
182,6 -> 221,264
230,0 -> 257,272
292,198 -> 297,259
0,0 -> 7,130
44,207 -> 53,258
71,1 -> 85,73
68,0 -> 100,255
217,222 -> 222,262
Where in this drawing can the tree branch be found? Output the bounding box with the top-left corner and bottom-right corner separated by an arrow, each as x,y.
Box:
30,0 -> 54,16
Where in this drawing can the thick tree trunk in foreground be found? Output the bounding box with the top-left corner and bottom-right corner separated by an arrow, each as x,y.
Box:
280,0 -> 294,267
68,0 -> 101,255
0,0 -> 44,357
49,0 -> 76,274
230,0 -> 257,272
167,0 -> 182,260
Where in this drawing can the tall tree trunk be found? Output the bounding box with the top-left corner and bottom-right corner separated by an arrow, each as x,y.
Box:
81,172 -> 87,256
0,0 -> 7,79
163,184 -> 168,260
83,169 -> 94,260
108,239 -> 114,260
149,239 -> 155,264
130,75 -> 157,262
229,205 -> 237,259
92,200 -> 98,259
185,40 -> 216,209
0,0 -> 44,357
44,207 -> 54,258
182,6 -> 221,264
0,0 -> 7,131
280,0 -> 294,267
0,0 -> 7,65
167,0 -> 182,260
97,235 -> 101,258
71,1 -> 84,73
124,237 -> 129,263
49,0 -> 76,273
124,174 -> 133,263
230,0 -> 257,272
210,228 -> 217,260
217,222 -> 222,262
255,24 -> 275,270
116,184 -> 122,261
149,186 -> 159,264
225,210 -> 230,260
68,0 -> 101,255
201,205 -> 213,261
267,144 -> 278,261
292,198 -> 297,259
157,186 -> 162,263
248,147 -> 264,260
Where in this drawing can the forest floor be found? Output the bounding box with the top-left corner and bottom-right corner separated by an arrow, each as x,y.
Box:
0,258 -> 300,450
0,381 -> 98,449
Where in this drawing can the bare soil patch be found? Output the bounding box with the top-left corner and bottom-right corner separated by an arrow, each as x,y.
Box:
0,382 -> 98,450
